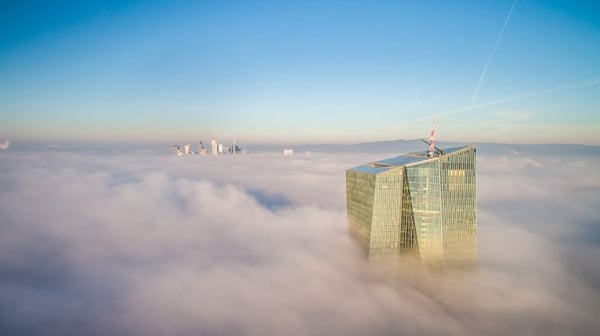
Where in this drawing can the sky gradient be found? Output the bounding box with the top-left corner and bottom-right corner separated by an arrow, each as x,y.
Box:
1,0 -> 599,144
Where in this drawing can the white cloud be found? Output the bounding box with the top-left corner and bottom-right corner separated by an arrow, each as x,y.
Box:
0,150 -> 599,335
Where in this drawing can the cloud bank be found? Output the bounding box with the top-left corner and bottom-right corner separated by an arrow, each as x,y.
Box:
0,149 -> 599,335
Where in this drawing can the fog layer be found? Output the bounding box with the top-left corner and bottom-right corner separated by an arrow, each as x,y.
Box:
1,150 -> 599,335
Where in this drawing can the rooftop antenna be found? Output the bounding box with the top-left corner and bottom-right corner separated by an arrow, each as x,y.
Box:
420,119 -> 445,157
429,119 -> 436,157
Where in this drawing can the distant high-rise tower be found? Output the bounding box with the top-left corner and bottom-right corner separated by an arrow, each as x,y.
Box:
184,144 -> 192,155
199,141 -> 207,155
211,130 -> 218,156
346,144 -> 477,268
172,145 -> 183,156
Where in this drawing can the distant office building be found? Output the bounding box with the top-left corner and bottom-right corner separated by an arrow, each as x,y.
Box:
172,145 -> 183,156
211,134 -> 218,156
218,143 -> 223,154
184,144 -> 192,155
230,144 -> 242,154
283,149 -> 293,156
346,145 -> 477,268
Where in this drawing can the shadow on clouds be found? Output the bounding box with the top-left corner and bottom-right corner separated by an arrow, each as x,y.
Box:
246,188 -> 293,211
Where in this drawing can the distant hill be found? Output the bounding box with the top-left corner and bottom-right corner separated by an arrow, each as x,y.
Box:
472,143 -> 600,156
245,140 -> 600,156
247,139 -> 427,154
5,139 -> 600,157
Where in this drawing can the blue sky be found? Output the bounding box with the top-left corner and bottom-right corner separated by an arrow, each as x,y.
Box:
1,0 -> 599,144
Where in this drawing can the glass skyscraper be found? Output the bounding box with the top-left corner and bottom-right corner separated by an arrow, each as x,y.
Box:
346,145 -> 476,268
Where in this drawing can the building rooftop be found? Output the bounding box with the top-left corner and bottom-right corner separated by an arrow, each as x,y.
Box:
349,145 -> 473,175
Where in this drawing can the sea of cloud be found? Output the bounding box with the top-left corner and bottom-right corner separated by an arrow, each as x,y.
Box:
0,148 -> 599,335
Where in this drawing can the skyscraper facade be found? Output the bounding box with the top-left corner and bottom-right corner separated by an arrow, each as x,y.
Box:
346,145 -> 476,268
211,135 -> 218,156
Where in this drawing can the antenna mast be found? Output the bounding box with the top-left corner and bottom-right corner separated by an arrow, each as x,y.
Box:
429,119 -> 436,157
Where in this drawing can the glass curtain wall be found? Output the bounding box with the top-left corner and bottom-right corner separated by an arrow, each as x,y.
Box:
406,159 -> 443,267
346,170 -> 376,252
440,147 -> 477,267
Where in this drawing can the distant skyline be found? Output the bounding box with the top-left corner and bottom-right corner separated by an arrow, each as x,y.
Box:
1,0 -> 599,145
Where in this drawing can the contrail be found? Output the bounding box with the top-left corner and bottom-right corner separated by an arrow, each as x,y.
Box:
471,0 -> 518,105
409,68 -> 422,107
419,78 -> 600,121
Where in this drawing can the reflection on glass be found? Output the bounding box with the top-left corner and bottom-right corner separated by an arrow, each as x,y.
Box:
346,145 -> 477,269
